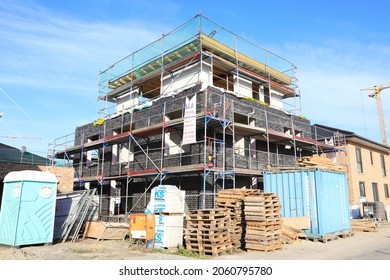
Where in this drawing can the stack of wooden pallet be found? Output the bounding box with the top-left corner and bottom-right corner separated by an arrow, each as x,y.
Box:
185,209 -> 233,256
215,189 -> 261,249
244,193 -> 283,252
351,219 -> 379,232
297,155 -> 344,171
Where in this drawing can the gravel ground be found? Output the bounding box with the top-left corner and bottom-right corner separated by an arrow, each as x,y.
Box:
0,239 -> 193,260
0,223 -> 389,260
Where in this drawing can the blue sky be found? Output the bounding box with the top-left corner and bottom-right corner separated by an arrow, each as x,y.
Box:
0,0 -> 389,158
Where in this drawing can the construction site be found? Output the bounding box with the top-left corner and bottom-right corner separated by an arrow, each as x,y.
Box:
0,13 -> 389,258
50,14 -> 336,214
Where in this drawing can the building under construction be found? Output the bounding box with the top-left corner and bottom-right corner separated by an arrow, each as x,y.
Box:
52,14 -> 334,217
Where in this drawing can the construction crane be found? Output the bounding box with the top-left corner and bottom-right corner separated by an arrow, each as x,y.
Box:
360,83 -> 390,146
0,111 -> 41,140
0,135 -> 41,140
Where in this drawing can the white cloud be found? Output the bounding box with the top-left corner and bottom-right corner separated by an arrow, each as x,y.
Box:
276,39 -> 390,144
0,0 -> 170,153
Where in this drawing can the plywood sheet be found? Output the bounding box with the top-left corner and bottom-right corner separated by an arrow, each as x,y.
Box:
84,221 -> 129,241
282,216 -> 310,230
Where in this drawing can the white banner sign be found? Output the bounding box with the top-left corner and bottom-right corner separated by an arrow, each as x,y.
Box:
182,95 -> 196,145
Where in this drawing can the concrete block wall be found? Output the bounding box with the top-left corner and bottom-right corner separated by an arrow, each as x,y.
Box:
72,84 -> 312,180
206,86 -> 311,137
118,173 -> 216,213
50,71 -> 317,216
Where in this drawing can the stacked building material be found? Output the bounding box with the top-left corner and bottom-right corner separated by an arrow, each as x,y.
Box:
351,219 -> 379,232
215,189 -> 261,249
244,193 -> 282,252
297,155 -> 343,171
185,209 -> 233,256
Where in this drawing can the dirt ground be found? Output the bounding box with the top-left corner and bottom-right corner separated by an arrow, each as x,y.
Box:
1,223 -> 390,260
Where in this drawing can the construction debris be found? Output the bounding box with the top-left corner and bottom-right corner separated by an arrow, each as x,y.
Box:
185,209 -> 233,256
244,193 -> 283,252
215,188 -> 261,249
281,225 -> 305,244
280,217 -> 308,244
297,155 -> 344,171
351,219 -> 379,232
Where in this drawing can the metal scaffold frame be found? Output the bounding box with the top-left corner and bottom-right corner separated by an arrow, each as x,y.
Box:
49,13 -> 340,217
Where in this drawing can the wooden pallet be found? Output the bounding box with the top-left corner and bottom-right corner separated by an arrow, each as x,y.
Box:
185,208 -> 234,256
186,232 -> 231,244
186,218 -> 230,230
246,220 -> 282,226
215,190 -> 252,250
187,209 -> 227,219
246,226 -> 282,234
243,193 -> 283,252
245,235 -> 282,243
245,215 -> 281,222
300,235 -> 339,243
185,243 -> 234,256
217,189 -> 261,198
338,231 -> 354,238
351,219 -> 379,232
246,242 -> 282,252
215,200 -> 243,208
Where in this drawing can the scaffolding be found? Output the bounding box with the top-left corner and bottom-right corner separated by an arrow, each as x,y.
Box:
50,14 -> 337,217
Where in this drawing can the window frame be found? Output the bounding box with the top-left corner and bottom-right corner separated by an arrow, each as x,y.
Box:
355,147 -> 363,173
380,154 -> 387,177
372,182 -> 379,202
359,181 -> 366,197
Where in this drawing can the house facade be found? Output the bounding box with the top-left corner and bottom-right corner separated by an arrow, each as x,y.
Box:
312,124 -> 390,217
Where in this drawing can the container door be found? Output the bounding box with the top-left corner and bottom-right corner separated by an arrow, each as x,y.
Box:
315,170 -> 351,237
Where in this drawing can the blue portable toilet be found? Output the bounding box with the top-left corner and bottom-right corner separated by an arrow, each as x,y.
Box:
0,170 -> 58,246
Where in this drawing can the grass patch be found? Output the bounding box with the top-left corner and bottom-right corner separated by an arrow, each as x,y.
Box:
128,242 -> 206,259
167,247 -> 207,259
72,248 -> 94,254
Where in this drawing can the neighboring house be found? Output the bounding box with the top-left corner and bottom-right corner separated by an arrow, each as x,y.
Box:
312,124 -> 390,217
52,14 -> 331,216
0,143 -> 48,166
0,143 -> 75,208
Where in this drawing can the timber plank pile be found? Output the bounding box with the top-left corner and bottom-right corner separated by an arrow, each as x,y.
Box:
185,209 -> 233,256
244,193 -> 282,252
351,219 -> 379,232
297,155 -> 343,171
215,189 -> 261,249
281,225 -> 305,244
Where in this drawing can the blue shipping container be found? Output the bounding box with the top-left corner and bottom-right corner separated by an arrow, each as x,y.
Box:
264,169 -> 350,238
0,170 -> 58,246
